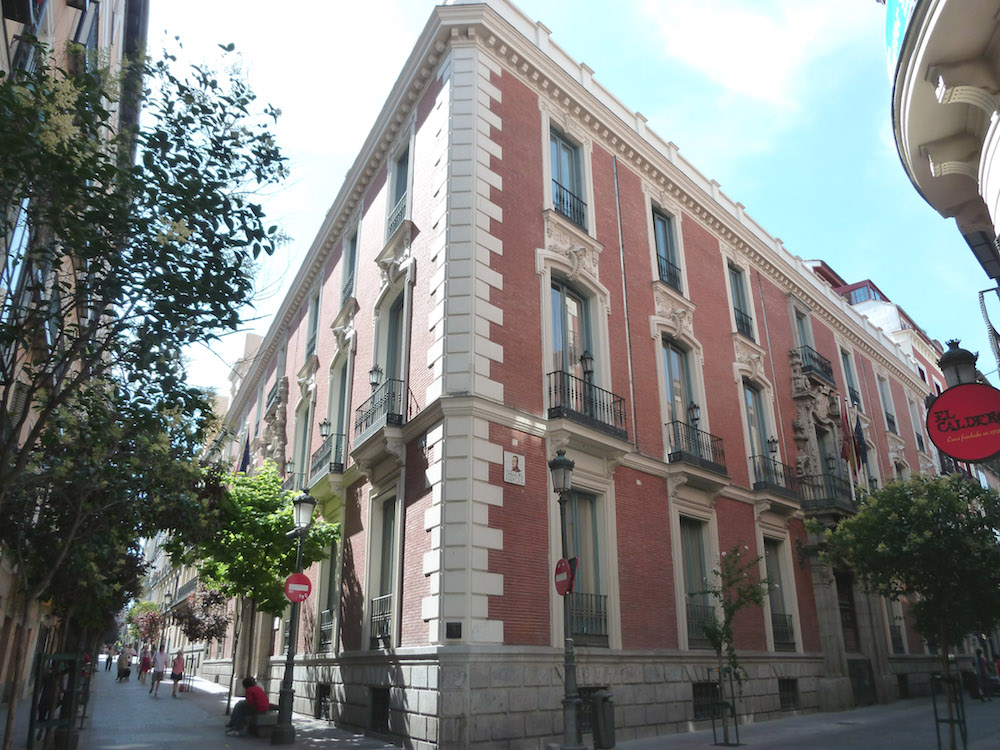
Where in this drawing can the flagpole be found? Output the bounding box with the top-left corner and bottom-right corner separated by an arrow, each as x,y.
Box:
844,397 -> 857,503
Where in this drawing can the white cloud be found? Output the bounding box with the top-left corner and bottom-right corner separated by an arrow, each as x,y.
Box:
635,0 -> 873,110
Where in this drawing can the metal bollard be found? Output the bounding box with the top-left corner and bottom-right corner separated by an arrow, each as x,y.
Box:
591,689 -> 615,749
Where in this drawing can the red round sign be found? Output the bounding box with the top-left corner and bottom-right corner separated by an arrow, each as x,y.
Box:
554,558 -> 573,596
284,573 -> 312,603
926,383 -> 1000,462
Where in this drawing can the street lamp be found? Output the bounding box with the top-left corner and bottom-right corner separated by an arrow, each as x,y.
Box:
369,364 -> 383,391
767,436 -> 778,456
938,339 -> 978,388
687,402 -> 701,426
271,491 -> 317,746
547,449 -> 585,750
318,418 -> 331,439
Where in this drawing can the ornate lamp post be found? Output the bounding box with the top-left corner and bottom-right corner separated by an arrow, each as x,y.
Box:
369,364 -> 383,392
938,339 -> 978,388
271,491 -> 317,745
547,449 -> 585,750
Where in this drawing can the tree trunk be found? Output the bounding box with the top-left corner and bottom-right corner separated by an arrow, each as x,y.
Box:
225,599 -> 243,716
940,631 -> 956,750
246,599 -> 258,678
1,609 -> 31,750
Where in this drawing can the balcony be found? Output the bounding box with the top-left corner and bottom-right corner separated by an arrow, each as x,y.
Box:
885,411 -> 898,435
340,271 -> 355,308
552,179 -> 587,228
370,594 -> 392,649
547,371 -> 627,441
282,476 -> 296,492
387,194 -> 407,238
569,592 -> 608,647
795,345 -> 835,387
657,255 -> 682,293
848,386 -> 862,410
751,455 -> 799,500
305,329 -> 317,359
311,433 -> 346,482
734,306 -> 754,340
266,381 -> 280,412
800,471 -> 856,515
771,612 -> 796,651
319,608 -> 334,653
687,601 -> 715,649
665,421 -> 727,476
355,379 -> 405,444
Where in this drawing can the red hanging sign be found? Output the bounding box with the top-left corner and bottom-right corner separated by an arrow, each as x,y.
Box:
926,383 -> 1000,462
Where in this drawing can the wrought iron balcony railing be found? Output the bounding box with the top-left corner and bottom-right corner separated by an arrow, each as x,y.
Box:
848,386 -> 862,410
547,371 -> 627,440
341,270 -> 355,307
734,307 -> 754,340
657,255 -> 682,293
800,471 -> 856,514
751,455 -> 799,498
890,623 -> 905,655
552,179 -> 587,228
885,411 -> 898,434
796,345 -> 835,385
369,594 -> 392,649
687,601 -> 715,649
387,194 -> 407,238
569,592 -> 608,647
319,608 -> 335,653
355,379 -> 405,442
771,612 -> 795,651
282,476 -> 296,492
665,421 -> 727,475
266,381 -> 280,412
311,433 -> 346,481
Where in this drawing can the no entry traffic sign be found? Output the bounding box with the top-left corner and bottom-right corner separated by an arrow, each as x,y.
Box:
284,572 -> 312,603
554,558 -> 576,596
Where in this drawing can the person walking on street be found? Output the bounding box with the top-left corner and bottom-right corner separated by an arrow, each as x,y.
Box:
150,644 -> 168,696
104,646 -> 114,672
170,650 -> 184,697
138,647 -> 151,686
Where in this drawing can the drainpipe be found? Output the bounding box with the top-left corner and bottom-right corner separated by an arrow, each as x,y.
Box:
611,157 -> 639,452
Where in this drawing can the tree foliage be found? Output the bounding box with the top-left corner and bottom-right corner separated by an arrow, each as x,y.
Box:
0,40 -> 287,511
175,586 -> 231,643
125,601 -> 159,642
822,474 -> 1000,649
166,461 -> 338,616
695,545 -> 769,685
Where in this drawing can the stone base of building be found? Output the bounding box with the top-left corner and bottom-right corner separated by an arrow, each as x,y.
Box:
253,646 -> 945,749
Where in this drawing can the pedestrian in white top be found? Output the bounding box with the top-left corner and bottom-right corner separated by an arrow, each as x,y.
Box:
149,645 -> 169,697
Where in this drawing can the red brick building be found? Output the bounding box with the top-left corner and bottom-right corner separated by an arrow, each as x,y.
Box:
213,2 -> 951,746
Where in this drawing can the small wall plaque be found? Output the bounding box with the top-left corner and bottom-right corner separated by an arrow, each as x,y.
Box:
503,451 -> 525,486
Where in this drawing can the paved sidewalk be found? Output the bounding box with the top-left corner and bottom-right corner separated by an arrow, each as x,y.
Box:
2,665 -> 396,749
6,666 -> 1000,748
615,694 -> 1000,749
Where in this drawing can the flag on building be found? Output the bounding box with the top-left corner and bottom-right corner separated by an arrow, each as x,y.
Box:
237,436 -> 250,474
854,415 -> 867,472
840,401 -> 856,470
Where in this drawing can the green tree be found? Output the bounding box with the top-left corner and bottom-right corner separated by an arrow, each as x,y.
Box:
175,586 -> 231,644
822,475 -> 1000,749
0,40 -> 287,512
693,545 -> 769,745
166,461 -> 337,710
167,461 -> 338,616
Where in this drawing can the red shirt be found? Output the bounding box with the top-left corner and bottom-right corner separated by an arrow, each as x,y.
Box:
246,684 -> 268,713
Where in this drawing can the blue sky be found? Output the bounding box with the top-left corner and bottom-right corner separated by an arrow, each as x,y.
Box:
148,0 -> 1000,395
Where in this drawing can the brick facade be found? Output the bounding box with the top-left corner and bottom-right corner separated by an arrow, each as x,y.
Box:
213,2 -> 961,748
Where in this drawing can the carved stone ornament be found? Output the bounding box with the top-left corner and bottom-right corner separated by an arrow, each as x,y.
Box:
653,289 -> 694,339
332,325 -> 355,358
261,376 -> 289,468
378,231 -> 412,294
666,473 -> 688,497
298,372 -> 316,403
788,349 -> 842,479
545,221 -> 600,283
734,338 -> 765,382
